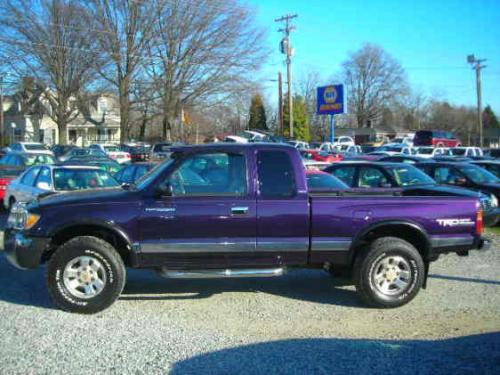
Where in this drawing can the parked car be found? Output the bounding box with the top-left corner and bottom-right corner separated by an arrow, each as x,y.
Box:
58,147 -> 107,162
114,163 -> 155,184
413,130 -> 461,147
62,156 -> 122,175
318,137 -> 355,152
8,142 -> 53,156
302,159 -> 330,171
472,160 -> 500,178
224,130 -> 266,143
336,144 -> 363,156
375,145 -> 415,156
391,136 -> 414,147
305,170 -> 349,191
287,140 -> 309,150
120,145 -> 150,162
0,152 -> 56,169
0,168 -> 22,205
52,145 -> 78,160
4,143 -> 489,313
150,142 -> 177,160
417,161 -> 500,223
415,146 -> 450,159
483,148 -> 500,159
324,161 -> 499,226
300,149 -> 342,163
89,144 -> 131,164
4,165 -> 120,210
449,147 -> 483,158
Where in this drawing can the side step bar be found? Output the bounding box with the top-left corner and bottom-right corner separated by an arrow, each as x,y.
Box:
158,267 -> 286,279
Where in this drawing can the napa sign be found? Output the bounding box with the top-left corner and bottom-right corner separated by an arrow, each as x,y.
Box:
316,84 -> 345,115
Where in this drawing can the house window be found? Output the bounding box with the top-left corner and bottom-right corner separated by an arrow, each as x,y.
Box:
69,130 -> 77,143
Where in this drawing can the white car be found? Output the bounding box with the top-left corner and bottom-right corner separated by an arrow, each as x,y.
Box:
337,145 -> 362,155
302,159 -> 329,171
376,144 -> 416,156
8,142 -> 53,156
319,137 -> 355,152
416,147 -> 450,159
225,130 -> 266,143
450,147 -> 483,158
4,165 -> 120,209
288,140 -> 309,150
391,136 -> 414,147
90,144 -> 131,164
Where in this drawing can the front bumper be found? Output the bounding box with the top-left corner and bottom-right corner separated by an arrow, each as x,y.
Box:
3,229 -> 51,270
484,208 -> 500,227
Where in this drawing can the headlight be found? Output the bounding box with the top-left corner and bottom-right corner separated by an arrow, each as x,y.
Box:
7,203 -> 40,230
491,194 -> 498,208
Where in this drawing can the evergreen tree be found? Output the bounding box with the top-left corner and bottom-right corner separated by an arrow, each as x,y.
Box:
283,95 -> 310,141
248,94 -> 267,130
483,105 -> 500,128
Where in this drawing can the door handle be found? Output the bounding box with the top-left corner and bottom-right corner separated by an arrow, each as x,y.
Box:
231,206 -> 249,215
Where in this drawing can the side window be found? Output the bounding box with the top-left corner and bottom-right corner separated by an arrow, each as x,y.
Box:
257,151 -> 296,198
331,167 -> 356,186
35,167 -> 52,189
434,167 -> 462,185
168,153 -> 247,197
21,167 -> 41,186
358,167 -> 389,188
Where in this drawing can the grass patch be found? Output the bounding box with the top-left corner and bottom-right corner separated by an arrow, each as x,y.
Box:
485,226 -> 500,235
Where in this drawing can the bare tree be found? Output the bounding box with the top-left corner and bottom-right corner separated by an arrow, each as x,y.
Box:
84,0 -> 162,143
147,0 -> 268,140
0,0 -> 99,144
342,44 -> 408,128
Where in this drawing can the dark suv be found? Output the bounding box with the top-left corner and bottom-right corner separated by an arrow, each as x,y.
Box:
413,130 -> 461,147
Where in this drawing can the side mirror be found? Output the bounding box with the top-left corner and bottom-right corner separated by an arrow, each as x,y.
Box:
156,181 -> 173,197
37,182 -> 51,190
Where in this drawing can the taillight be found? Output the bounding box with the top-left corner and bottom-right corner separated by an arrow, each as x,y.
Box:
476,209 -> 484,235
0,185 -> 6,190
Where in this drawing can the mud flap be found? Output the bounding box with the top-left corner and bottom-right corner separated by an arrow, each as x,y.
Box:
422,262 -> 429,289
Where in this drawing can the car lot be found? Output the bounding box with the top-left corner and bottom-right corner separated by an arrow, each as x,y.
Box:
0,210 -> 499,374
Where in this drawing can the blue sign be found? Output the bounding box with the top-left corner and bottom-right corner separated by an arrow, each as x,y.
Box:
317,84 -> 345,115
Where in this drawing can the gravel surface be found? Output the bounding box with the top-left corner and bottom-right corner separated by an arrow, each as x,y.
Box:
0,214 -> 499,374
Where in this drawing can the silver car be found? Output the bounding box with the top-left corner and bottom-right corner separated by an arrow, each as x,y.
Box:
4,165 -> 120,209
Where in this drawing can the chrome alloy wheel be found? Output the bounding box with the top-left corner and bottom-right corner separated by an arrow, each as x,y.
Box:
63,256 -> 107,299
371,255 -> 412,296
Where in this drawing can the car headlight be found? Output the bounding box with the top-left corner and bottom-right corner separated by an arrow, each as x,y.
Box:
490,194 -> 498,208
7,203 -> 40,230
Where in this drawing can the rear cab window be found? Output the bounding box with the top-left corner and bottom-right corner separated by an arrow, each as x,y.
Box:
257,150 -> 296,198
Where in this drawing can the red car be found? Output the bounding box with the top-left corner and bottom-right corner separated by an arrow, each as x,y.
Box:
300,149 -> 343,163
0,169 -> 21,201
413,130 -> 461,147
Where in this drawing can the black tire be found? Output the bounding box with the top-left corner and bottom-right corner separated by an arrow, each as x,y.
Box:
47,236 -> 126,314
353,237 -> 425,308
8,197 -> 16,211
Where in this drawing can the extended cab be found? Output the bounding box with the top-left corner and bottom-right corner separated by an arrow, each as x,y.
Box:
3,144 -> 490,314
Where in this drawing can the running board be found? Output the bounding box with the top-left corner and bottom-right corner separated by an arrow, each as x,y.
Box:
158,267 -> 286,279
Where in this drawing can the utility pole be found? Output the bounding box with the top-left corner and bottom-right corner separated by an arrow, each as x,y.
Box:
275,13 -> 297,138
278,72 -> 284,136
0,74 -> 5,147
467,55 -> 487,147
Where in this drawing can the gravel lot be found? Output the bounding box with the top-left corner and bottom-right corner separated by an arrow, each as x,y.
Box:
0,212 -> 499,374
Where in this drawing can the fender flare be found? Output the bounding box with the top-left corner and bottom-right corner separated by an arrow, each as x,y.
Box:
348,219 -> 432,264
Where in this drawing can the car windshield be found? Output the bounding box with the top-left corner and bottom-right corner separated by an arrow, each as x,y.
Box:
450,148 -> 466,156
153,144 -> 172,152
136,159 -> 174,189
53,169 -> 119,191
24,154 -> 55,166
307,173 -> 348,190
24,144 -> 47,151
458,165 -> 499,184
104,146 -> 120,152
388,165 -> 436,186
418,148 -> 433,155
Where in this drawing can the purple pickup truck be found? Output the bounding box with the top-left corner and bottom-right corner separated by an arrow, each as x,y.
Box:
4,143 -> 490,313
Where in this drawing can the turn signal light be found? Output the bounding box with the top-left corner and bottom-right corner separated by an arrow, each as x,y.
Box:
25,213 -> 41,230
476,210 -> 484,235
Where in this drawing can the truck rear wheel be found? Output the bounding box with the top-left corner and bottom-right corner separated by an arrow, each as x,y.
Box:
353,237 -> 424,308
47,236 -> 126,314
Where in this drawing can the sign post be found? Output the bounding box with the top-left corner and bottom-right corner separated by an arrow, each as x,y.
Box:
316,84 -> 346,143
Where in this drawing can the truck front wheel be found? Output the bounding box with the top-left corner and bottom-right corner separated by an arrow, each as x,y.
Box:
353,237 -> 425,308
47,236 -> 126,314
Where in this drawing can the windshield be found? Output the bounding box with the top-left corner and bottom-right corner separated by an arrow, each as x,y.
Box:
136,159 -> 174,189
24,144 -> 47,151
306,173 -> 348,190
153,144 -> 172,152
388,165 -> 436,186
458,165 -> 499,184
24,154 -> 55,166
417,148 -> 433,155
53,169 -> 119,190
450,148 -> 466,156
